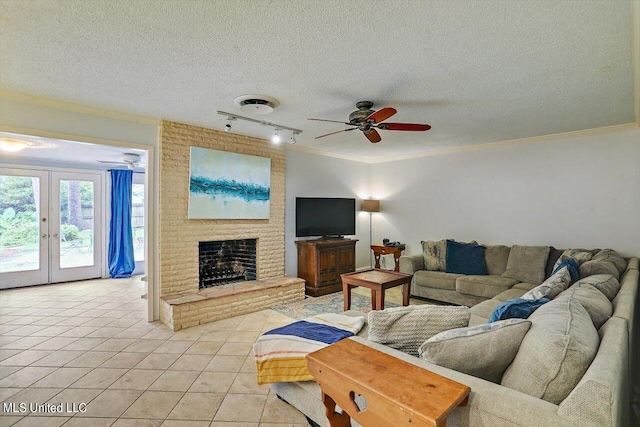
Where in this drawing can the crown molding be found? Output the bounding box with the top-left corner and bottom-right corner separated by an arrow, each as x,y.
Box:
0,90 -> 160,125
285,143 -> 373,163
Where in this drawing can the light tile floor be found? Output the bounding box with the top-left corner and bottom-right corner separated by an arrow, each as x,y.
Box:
0,277 -> 312,427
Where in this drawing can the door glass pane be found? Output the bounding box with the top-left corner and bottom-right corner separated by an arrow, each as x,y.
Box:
59,180 -> 94,269
132,183 -> 144,262
0,175 -> 40,273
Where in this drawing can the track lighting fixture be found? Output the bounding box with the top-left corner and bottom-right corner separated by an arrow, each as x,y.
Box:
216,110 -> 302,144
272,128 -> 281,144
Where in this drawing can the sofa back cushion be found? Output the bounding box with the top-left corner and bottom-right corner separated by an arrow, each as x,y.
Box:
445,240 -> 487,275
484,245 -> 511,275
502,245 -> 550,285
418,319 -> 531,383
574,274 -> 621,301
557,284 -> 612,329
421,240 -> 446,271
501,295 -> 599,404
368,305 -> 470,357
579,259 -> 620,280
592,249 -> 626,276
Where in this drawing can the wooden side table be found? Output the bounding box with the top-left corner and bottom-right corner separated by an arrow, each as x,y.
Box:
371,244 -> 405,272
307,339 -> 470,427
341,269 -> 412,311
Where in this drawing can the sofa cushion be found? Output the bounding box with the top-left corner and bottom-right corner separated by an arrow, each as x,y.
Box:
494,288 -> 528,302
553,249 -> 593,270
574,274 -> 621,301
413,270 -> 462,291
592,249 -> 626,276
488,297 -> 550,322
484,245 -> 511,275
367,305 -> 470,357
502,245 -> 549,285
512,282 -> 538,291
455,275 -> 518,299
521,266 -> 571,300
558,284 -> 612,329
469,299 -> 502,323
579,259 -> 620,280
501,295 -> 599,404
418,319 -> 532,383
544,246 -> 564,279
421,240 -> 446,271
445,240 -> 487,275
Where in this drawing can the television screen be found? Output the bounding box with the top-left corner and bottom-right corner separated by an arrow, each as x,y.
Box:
295,197 -> 356,237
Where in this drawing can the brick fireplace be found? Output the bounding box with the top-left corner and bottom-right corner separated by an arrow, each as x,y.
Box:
159,121 -> 303,330
199,239 -> 257,289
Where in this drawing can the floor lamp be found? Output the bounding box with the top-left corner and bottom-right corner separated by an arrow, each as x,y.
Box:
361,199 -> 381,268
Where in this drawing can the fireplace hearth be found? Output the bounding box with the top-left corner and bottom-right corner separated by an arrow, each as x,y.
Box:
199,239 -> 257,289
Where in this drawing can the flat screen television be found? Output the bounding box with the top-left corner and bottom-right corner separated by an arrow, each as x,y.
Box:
295,197 -> 356,238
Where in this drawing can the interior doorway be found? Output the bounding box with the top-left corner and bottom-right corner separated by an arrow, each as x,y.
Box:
0,167 -> 103,288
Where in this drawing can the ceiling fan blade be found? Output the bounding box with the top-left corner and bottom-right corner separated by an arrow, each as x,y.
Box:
315,128 -> 357,139
364,129 -> 382,143
377,123 -> 432,131
308,118 -> 353,125
365,107 -> 397,124
97,160 -> 126,164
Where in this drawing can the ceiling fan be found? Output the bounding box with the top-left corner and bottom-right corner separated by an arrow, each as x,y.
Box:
308,101 -> 431,143
97,153 -> 143,169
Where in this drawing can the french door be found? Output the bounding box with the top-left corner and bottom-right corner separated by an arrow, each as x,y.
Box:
0,168 -> 102,289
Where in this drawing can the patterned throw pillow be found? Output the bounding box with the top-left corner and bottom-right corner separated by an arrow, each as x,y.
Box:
418,319 -> 532,383
421,240 -> 446,271
521,267 -> 571,300
553,249 -> 593,271
551,258 -> 579,284
368,305 -> 470,357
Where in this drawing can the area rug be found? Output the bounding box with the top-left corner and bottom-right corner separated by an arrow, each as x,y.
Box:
270,292 -> 398,320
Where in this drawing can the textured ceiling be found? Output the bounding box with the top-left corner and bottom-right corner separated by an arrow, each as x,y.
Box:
0,0 -> 636,161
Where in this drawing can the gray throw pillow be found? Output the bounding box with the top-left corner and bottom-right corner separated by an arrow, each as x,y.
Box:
557,284 -> 612,329
501,296 -> 599,404
574,274 -> 621,301
502,245 -> 550,285
484,245 -> 511,275
521,267 -> 571,300
421,240 -> 446,271
368,305 -> 470,357
553,249 -> 593,270
418,319 -> 531,383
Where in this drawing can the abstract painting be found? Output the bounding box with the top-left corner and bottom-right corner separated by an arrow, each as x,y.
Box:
188,147 -> 271,219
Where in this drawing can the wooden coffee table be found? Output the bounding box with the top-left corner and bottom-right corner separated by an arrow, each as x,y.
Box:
307,339 -> 470,427
341,269 -> 412,311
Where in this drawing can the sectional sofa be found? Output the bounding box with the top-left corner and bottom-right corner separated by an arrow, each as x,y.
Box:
269,250 -> 639,427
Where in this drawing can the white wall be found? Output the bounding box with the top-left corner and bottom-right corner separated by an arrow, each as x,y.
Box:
370,129 -> 640,258
285,149 -> 372,275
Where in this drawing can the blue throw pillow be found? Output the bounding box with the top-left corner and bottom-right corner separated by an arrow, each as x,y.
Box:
445,240 -> 487,275
488,298 -> 550,323
552,258 -> 579,284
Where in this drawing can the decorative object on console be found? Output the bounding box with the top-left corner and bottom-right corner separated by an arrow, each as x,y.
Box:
367,304 -> 470,357
488,297 -> 550,322
187,147 -> 270,219
418,318 -> 532,383
445,240 -> 487,275
361,199 -> 380,268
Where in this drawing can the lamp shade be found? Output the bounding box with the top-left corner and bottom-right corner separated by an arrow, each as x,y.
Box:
361,199 -> 381,213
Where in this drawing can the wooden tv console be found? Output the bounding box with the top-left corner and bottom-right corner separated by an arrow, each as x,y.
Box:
295,239 -> 358,296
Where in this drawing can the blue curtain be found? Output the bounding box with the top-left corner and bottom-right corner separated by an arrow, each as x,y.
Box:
108,169 -> 135,278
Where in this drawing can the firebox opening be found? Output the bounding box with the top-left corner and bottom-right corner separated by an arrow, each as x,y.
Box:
199,239 -> 257,289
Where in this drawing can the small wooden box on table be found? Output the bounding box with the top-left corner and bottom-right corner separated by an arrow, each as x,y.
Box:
306,339 -> 470,427
341,269 -> 412,311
